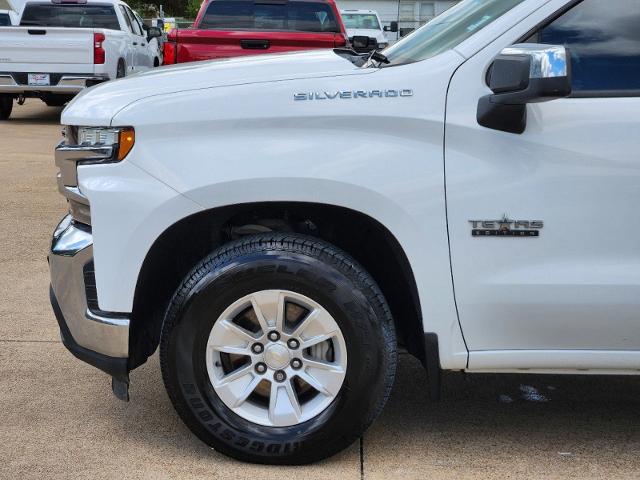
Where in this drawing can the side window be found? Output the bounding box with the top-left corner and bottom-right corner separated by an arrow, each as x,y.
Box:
124,6 -> 143,35
527,0 -> 640,94
119,5 -> 133,32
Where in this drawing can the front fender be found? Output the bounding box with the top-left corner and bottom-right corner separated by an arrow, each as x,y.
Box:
99,51 -> 468,367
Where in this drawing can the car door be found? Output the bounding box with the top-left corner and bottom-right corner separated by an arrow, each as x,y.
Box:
445,0 -> 640,367
120,5 -> 146,71
126,8 -> 154,69
117,4 -> 136,73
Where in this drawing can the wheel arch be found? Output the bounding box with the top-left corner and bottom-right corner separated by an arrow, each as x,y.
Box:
128,201 -> 426,371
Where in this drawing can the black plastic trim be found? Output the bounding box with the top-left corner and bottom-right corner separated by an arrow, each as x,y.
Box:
423,333 -> 442,402
49,285 -> 128,381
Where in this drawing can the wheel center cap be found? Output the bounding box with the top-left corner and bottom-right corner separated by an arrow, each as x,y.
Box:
264,344 -> 290,370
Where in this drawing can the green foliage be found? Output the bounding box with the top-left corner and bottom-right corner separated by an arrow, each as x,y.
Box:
122,0 -> 198,19
184,0 -> 202,19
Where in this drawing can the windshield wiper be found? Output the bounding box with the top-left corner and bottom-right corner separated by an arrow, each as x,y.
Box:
369,50 -> 390,65
333,47 -> 390,68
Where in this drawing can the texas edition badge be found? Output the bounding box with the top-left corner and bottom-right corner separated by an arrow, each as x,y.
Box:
469,215 -> 543,237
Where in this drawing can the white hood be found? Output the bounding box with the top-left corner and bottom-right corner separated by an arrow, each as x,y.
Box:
63,49 -> 371,126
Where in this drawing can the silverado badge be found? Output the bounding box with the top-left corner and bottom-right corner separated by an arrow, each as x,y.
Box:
469,215 -> 543,237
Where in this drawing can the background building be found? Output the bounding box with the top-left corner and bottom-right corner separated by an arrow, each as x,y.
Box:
336,0 -> 459,38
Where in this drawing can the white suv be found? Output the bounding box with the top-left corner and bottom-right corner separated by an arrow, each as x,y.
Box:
49,0 -> 640,465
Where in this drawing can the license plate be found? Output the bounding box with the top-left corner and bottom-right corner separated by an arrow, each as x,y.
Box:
28,73 -> 50,86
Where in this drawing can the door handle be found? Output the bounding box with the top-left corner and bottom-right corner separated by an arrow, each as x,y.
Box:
133,42 -> 138,45
141,43 -> 146,46
240,39 -> 269,49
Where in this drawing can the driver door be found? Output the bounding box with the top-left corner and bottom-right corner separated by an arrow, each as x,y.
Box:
445,0 -> 640,368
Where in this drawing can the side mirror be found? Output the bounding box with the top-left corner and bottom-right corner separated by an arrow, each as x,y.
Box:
147,26 -> 163,40
383,21 -> 398,33
477,44 -> 572,134
351,35 -> 370,50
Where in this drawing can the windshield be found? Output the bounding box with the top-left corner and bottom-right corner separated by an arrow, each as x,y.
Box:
342,13 -> 380,31
200,0 -> 340,33
383,0 -> 525,65
20,3 -> 120,29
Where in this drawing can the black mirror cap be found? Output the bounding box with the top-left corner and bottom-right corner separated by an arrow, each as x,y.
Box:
489,54 -> 531,94
351,35 -> 370,49
147,26 -> 162,39
477,97 -> 526,134
388,21 -> 398,32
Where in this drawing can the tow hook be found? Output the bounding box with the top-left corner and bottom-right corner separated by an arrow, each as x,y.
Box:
112,375 -> 130,402
17,94 -> 25,105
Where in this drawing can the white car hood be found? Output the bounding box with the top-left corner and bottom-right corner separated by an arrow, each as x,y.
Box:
63,49 -> 371,126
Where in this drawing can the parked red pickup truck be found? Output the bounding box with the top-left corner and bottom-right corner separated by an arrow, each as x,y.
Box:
164,0 -> 348,64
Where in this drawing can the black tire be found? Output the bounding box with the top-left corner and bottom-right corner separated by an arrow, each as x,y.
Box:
160,233 -> 397,464
116,60 -> 126,78
0,95 -> 13,120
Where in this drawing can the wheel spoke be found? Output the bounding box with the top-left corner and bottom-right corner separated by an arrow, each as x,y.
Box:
290,307 -> 335,339
298,363 -> 344,397
303,357 -> 344,373
231,375 -> 262,408
213,366 -> 259,408
300,331 -> 336,350
218,364 -> 253,386
210,345 -> 249,356
269,381 -> 302,426
250,291 -> 285,333
209,319 -> 254,354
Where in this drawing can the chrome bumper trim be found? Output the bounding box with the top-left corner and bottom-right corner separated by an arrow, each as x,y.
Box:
0,74 -> 108,93
55,141 -> 115,185
49,215 -> 129,358
55,141 -> 114,225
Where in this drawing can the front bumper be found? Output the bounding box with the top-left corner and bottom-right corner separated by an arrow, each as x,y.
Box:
0,73 -> 109,94
49,215 -> 129,380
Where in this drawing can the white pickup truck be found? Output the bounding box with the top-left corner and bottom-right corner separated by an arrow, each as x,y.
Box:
0,0 -> 162,119
340,9 -> 389,51
49,0 -> 640,465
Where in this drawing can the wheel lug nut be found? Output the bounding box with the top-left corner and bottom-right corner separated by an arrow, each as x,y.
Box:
274,370 -> 286,382
251,342 -> 264,354
255,362 -> 267,374
268,331 -> 280,342
287,338 -> 299,350
291,358 -> 302,370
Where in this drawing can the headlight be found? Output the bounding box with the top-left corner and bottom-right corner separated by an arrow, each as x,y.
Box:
377,42 -> 389,49
77,126 -> 135,161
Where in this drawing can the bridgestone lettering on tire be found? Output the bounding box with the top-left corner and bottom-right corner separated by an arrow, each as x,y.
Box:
159,233 -> 397,464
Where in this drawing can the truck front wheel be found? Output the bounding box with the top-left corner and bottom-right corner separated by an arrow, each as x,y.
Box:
159,233 -> 397,464
0,95 -> 13,120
